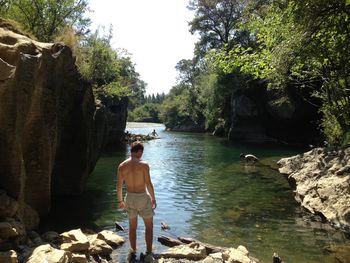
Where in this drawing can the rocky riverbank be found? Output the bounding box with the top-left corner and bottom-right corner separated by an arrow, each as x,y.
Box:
278,146 -> 350,232
0,223 -> 263,263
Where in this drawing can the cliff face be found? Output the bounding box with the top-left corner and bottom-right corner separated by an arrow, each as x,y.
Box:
278,146 -> 350,232
227,81 -> 322,145
101,97 -> 128,147
0,22 -> 122,229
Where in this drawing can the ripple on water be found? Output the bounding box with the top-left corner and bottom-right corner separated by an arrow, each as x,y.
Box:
44,123 -> 350,263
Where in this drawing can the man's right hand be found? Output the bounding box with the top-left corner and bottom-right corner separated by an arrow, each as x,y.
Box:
118,201 -> 125,209
151,199 -> 157,209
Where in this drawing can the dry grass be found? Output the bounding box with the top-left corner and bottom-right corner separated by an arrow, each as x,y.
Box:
0,18 -> 37,40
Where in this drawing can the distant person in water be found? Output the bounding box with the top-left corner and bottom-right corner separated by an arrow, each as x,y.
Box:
150,129 -> 158,137
117,141 -> 157,262
240,153 -> 259,163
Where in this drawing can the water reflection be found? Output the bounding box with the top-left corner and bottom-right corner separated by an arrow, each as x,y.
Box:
42,123 -> 350,263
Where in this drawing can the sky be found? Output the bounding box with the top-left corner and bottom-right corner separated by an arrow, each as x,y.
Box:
88,0 -> 198,95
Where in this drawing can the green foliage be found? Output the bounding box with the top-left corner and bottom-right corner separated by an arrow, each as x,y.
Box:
2,0 -> 91,42
158,0 -> 252,132
93,83 -> 131,100
160,82 -> 205,129
211,0 -> 350,144
188,0 -> 250,57
320,105 -> 343,145
2,0 -> 147,113
77,28 -> 143,102
144,93 -> 166,104
128,103 -> 161,122
342,130 -> 350,146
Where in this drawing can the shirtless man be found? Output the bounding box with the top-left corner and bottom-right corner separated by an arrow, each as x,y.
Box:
117,141 -> 156,260
150,129 -> 158,137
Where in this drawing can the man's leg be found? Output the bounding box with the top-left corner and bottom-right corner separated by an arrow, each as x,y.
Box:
143,216 -> 153,253
129,216 -> 138,251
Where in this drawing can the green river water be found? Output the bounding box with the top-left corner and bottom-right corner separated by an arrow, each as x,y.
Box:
42,123 -> 350,263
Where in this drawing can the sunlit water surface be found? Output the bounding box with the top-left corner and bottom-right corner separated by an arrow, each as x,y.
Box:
42,123 -> 350,262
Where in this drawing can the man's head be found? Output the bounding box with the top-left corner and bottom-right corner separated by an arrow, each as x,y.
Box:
131,141 -> 144,158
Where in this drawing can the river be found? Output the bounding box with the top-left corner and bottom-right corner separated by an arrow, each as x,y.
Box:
42,122 -> 350,262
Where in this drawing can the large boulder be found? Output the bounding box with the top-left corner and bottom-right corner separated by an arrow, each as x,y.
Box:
87,234 -> 112,256
59,229 -> 89,252
160,242 -> 207,260
96,230 -> 124,247
26,244 -> 71,263
278,146 -> 350,231
0,19 -> 120,228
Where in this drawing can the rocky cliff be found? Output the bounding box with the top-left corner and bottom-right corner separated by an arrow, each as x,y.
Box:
0,20 -> 125,230
278,146 -> 350,232
226,80 -> 322,145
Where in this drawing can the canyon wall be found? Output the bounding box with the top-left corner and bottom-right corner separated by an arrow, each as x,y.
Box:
0,20 -> 127,229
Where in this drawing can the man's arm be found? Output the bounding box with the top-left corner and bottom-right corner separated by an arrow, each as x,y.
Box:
144,163 -> 156,209
116,164 -> 125,208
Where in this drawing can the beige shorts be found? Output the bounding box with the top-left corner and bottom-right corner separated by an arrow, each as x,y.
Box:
124,192 -> 154,219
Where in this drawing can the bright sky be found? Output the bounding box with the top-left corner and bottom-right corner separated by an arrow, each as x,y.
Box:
88,0 -> 198,95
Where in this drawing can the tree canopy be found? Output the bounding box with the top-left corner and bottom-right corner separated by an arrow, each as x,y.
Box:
161,0 -> 350,144
1,0 -> 91,42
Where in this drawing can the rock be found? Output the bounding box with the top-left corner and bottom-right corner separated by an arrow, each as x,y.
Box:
160,242 -> 207,260
0,19 -> 117,225
158,235 -> 184,247
60,229 -> 89,252
22,204 -> 40,231
203,252 -> 226,263
5,218 -> 26,237
0,249 -> 18,263
178,237 -> 227,254
27,231 -> 43,246
227,80 -> 320,144
225,245 -> 258,263
26,244 -> 71,263
0,222 -> 18,239
87,234 -> 113,256
0,191 -> 19,218
114,221 -> 125,231
0,239 -> 13,251
278,146 -> 350,231
323,243 -> 350,263
272,252 -> 283,263
42,231 -> 59,243
17,245 -> 33,262
72,253 -> 88,263
0,58 -> 15,80
96,230 -> 124,247
104,96 -> 128,147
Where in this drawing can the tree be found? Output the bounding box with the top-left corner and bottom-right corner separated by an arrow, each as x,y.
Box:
2,0 -> 91,42
214,0 -> 350,144
77,28 -> 146,101
188,0 -> 250,57
175,59 -> 199,86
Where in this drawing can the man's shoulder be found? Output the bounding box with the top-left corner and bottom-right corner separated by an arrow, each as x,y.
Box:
140,160 -> 149,167
118,158 -> 131,168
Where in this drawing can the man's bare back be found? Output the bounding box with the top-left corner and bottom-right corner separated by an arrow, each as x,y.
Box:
116,141 -> 156,256
118,158 -> 150,193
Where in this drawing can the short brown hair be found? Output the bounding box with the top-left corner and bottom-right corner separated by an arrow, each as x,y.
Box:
131,141 -> 144,153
